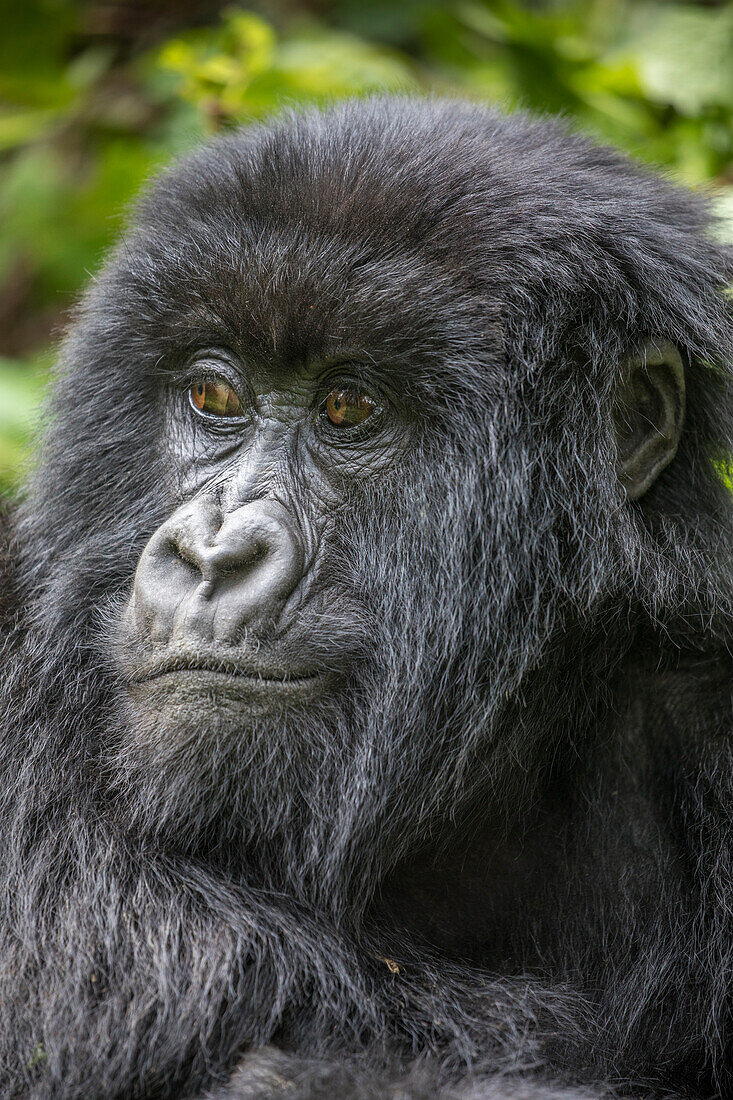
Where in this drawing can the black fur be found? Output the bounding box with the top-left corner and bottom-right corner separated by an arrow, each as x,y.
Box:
1,97 -> 732,1099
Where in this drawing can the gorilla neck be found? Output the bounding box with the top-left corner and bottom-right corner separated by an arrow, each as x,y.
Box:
373,641 -> 729,975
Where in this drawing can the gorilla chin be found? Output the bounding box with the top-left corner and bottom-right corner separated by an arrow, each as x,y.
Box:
112,633 -> 353,855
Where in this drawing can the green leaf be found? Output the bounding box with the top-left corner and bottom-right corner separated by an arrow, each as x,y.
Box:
630,4 -> 733,114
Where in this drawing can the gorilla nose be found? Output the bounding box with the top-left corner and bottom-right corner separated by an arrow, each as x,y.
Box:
131,499 -> 305,645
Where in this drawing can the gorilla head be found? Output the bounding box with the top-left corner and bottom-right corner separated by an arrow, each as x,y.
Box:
7,104 -> 732,1097
19,100 -> 732,908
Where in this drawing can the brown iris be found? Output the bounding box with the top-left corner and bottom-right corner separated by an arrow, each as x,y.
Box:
323,388 -> 378,428
190,379 -> 242,417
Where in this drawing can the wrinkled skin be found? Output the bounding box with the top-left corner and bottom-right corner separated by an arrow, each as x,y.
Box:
0,98 -> 732,1100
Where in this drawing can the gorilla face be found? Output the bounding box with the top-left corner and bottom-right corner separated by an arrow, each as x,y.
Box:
111,348 -> 411,863
105,233 -> 465,881
117,350 -> 406,725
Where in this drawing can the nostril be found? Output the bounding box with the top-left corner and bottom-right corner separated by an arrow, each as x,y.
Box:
168,537 -> 202,575
198,543 -> 268,596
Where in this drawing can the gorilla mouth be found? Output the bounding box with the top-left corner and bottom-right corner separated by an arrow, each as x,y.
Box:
131,655 -> 325,687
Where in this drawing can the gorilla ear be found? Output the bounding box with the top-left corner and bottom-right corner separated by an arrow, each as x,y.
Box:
613,340 -> 686,501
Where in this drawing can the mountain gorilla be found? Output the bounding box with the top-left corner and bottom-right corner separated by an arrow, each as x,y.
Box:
0,97 -> 731,1100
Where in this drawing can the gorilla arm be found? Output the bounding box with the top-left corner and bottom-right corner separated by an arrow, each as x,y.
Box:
0,824 -> 604,1099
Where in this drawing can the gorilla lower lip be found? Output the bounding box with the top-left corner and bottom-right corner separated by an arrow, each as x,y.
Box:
134,660 -> 323,686
130,665 -> 331,711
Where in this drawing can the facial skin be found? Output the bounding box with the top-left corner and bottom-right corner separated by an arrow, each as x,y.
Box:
118,350 -> 404,719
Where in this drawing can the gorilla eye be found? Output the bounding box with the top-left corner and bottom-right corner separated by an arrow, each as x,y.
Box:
322,388 -> 378,428
189,380 -> 242,418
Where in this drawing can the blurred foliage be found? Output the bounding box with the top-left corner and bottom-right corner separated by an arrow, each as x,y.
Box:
157,10 -> 414,121
0,0 -> 732,490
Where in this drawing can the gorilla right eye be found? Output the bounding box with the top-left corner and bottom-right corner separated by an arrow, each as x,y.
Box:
189,379 -> 242,418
